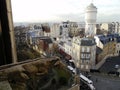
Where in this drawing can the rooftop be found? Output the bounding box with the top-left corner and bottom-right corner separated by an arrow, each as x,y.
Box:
32,36 -> 53,45
87,3 -> 97,9
95,34 -> 120,44
81,37 -> 96,46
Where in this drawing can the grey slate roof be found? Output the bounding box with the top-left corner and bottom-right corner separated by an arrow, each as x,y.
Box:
81,38 -> 96,46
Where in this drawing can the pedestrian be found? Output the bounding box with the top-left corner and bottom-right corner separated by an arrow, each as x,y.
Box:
96,78 -> 98,82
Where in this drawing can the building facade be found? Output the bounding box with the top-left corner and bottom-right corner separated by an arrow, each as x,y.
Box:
60,21 -> 69,39
111,22 -> 120,34
95,34 -> 120,64
58,36 -> 96,71
50,23 -> 60,38
72,37 -> 96,71
27,36 -> 53,56
100,23 -> 112,33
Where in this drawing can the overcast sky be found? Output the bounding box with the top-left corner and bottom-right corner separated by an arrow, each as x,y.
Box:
11,0 -> 120,23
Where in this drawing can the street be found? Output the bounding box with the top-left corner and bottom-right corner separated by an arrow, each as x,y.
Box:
60,55 -> 120,90
99,56 -> 120,73
90,74 -> 120,90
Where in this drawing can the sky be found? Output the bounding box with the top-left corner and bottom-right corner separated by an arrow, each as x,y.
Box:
11,0 -> 120,23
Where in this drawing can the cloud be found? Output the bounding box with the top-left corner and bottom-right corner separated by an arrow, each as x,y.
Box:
11,0 -> 120,22
55,13 -> 84,22
98,13 -> 120,22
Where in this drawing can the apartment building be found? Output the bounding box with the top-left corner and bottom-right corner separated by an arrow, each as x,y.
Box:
95,34 -> 120,64
72,37 -> 96,71
59,37 -> 96,71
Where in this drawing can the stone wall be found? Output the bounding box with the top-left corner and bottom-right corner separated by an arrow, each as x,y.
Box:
0,57 -> 73,90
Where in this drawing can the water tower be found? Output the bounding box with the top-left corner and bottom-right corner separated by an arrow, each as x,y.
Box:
85,3 -> 97,37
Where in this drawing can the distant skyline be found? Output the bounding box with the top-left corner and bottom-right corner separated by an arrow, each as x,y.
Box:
11,0 -> 120,23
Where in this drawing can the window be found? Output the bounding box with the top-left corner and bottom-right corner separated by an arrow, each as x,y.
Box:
81,60 -> 83,63
118,45 -> 119,47
86,65 -> 89,69
117,50 -> 119,53
86,61 -> 89,64
86,47 -> 90,52
81,47 -> 85,52
86,54 -> 90,58
81,54 -> 85,58
81,65 -> 84,69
